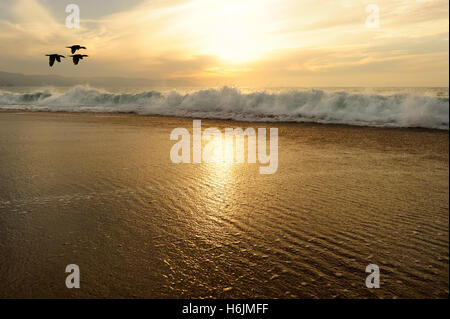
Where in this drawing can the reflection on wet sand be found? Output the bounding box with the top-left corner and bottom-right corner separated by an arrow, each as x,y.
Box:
0,112 -> 448,298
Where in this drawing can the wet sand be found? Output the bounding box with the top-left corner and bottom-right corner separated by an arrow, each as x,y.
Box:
0,111 -> 448,298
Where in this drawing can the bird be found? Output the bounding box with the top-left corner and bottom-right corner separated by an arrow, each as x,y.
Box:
66,45 -> 87,54
70,54 -> 88,65
45,54 -> 65,67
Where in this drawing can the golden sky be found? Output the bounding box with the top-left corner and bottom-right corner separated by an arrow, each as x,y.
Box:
0,0 -> 448,86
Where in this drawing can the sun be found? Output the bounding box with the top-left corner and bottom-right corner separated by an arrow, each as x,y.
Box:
207,17 -> 261,63
185,0 -> 272,64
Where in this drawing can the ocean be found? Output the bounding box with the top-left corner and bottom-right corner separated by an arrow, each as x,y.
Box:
0,86 -> 448,130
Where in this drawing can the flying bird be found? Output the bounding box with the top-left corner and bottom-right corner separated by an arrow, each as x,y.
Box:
70,54 -> 89,65
67,45 -> 87,54
45,54 -> 65,67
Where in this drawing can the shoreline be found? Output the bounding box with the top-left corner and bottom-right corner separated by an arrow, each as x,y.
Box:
0,108 -> 448,298
1,109 -> 448,133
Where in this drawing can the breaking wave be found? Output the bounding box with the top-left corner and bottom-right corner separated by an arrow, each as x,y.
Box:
0,86 -> 448,129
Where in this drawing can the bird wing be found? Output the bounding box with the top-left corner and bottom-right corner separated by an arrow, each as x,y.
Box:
73,56 -> 80,65
56,56 -> 61,63
71,47 -> 76,54
49,55 -> 56,67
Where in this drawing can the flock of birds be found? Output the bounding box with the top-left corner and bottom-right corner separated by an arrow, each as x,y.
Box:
46,45 -> 88,67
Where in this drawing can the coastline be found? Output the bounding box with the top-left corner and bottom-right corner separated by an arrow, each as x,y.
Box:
0,110 -> 448,298
1,108 -> 448,132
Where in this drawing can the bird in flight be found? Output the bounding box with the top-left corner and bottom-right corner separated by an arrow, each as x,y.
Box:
46,54 -> 65,67
67,45 -> 87,54
70,54 -> 89,65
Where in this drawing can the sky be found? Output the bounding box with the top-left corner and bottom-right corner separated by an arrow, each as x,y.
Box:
0,0 -> 448,87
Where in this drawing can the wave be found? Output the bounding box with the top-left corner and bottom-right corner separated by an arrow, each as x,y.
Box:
0,86 -> 448,129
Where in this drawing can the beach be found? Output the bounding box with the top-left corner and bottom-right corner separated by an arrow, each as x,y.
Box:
0,111 -> 448,298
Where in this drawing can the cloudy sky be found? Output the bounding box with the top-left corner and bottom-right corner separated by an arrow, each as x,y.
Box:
0,0 -> 448,86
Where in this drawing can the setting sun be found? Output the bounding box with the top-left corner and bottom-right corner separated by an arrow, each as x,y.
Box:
179,0 -> 274,63
200,2 -> 268,63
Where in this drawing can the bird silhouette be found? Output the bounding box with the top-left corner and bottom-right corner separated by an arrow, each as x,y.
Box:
45,54 -> 65,67
70,54 -> 89,65
67,45 -> 87,54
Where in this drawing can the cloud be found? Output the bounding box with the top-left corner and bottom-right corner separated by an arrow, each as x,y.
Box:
0,0 -> 447,86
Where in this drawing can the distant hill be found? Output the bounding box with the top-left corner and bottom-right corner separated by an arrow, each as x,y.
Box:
0,71 -> 199,87
0,71 -> 74,86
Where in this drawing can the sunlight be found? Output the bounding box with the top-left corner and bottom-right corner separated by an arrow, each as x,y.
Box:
186,0 -> 274,63
206,11 -> 261,63
203,134 -> 235,165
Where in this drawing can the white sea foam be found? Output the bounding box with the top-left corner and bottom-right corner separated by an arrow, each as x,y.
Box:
0,86 -> 448,129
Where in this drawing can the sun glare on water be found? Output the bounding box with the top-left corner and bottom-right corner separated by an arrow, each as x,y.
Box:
203,134 -> 235,165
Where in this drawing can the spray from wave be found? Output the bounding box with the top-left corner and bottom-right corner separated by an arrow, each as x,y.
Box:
0,86 -> 448,129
